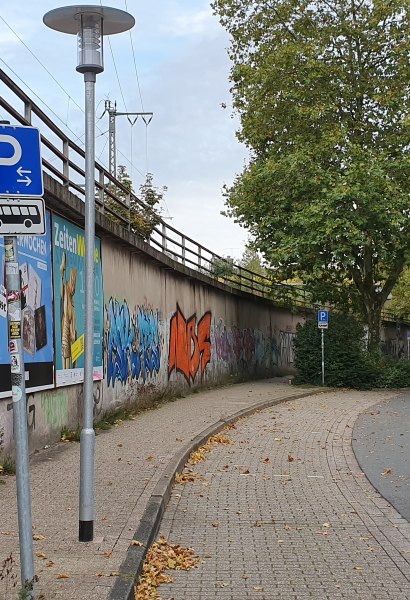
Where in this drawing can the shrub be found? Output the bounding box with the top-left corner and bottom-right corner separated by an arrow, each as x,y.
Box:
294,313 -> 379,389
378,358 -> 410,388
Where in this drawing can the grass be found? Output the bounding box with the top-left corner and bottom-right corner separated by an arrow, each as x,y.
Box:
94,408 -> 133,432
60,426 -> 81,443
0,455 -> 16,475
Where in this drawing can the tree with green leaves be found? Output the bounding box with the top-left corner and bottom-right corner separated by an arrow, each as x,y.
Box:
106,166 -> 163,240
212,0 -> 410,350
389,269 -> 410,319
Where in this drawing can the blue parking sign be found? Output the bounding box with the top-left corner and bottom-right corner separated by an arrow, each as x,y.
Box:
0,125 -> 43,197
318,310 -> 329,329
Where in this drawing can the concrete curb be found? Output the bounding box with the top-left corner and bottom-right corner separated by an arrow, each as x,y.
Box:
108,389 -> 319,600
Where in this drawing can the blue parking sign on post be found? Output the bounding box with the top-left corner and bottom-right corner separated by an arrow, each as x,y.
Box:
0,125 -> 44,197
318,309 -> 329,329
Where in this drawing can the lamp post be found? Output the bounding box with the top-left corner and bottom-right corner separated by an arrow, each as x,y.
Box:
43,5 -> 135,542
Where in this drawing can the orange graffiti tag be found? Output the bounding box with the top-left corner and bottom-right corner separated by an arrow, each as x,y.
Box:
168,306 -> 211,382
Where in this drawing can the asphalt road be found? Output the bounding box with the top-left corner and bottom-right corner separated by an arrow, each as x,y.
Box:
353,393 -> 410,522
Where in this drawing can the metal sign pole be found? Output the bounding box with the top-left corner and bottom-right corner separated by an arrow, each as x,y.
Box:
4,235 -> 35,597
321,329 -> 325,386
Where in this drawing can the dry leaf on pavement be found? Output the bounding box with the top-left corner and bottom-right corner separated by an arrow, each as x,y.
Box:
135,536 -> 198,599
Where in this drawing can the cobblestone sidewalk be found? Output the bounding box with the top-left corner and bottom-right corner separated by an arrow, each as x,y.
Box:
158,389 -> 410,600
0,379 -> 312,599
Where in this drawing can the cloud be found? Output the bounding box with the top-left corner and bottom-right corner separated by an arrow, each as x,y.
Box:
165,9 -> 218,37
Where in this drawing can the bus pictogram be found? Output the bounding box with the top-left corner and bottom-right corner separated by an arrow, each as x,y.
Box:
0,198 -> 45,235
0,203 -> 41,229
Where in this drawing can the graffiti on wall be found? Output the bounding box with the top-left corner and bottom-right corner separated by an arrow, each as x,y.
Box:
278,331 -> 295,365
168,305 -> 211,383
271,331 -> 295,367
214,320 -> 257,367
105,298 -> 161,387
214,320 -> 296,370
40,390 -> 69,429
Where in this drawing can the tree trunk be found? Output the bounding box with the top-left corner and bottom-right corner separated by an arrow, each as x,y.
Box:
366,303 -> 382,352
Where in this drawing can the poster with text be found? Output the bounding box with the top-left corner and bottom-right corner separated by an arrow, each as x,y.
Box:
0,210 -> 54,398
52,214 -> 103,386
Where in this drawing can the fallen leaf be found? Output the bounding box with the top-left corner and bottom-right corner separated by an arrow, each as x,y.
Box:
253,521 -> 262,528
46,560 -> 54,568
35,552 -> 47,559
175,470 -> 205,484
287,454 -> 294,462
131,540 -> 144,547
263,457 -> 270,463
146,455 -> 155,461
135,535 -> 199,599
254,586 -> 264,592
211,522 -> 219,528
102,551 -> 112,558
242,469 -> 250,475
382,468 -> 393,476
33,534 -> 46,541
57,573 -> 69,579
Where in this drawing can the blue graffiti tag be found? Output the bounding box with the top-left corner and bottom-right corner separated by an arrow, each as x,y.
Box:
137,307 -> 161,380
105,299 -> 161,386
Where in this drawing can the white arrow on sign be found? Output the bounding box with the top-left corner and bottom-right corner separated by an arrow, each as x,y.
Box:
17,166 -> 32,176
16,175 -> 32,186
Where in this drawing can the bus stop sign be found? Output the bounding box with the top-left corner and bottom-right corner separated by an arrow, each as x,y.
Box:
0,125 -> 44,197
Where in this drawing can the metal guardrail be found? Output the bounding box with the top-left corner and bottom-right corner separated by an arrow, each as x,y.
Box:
0,67 -> 408,324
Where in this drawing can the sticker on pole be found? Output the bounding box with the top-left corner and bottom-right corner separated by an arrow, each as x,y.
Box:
0,197 -> 45,235
318,310 -> 329,329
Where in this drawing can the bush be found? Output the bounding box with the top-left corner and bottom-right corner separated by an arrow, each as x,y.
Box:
378,358 -> 410,388
294,313 -> 379,389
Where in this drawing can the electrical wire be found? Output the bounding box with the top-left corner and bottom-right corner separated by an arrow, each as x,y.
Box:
0,15 -> 85,117
124,0 -> 145,112
0,58 -> 85,141
0,12 -> 147,182
105,36 -> 128,113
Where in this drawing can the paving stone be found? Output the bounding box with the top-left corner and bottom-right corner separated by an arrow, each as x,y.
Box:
157,389 -> 410,599
0,379 -> 311,599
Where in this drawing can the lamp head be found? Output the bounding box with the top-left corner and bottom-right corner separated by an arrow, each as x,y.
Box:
43,5 -> 135,75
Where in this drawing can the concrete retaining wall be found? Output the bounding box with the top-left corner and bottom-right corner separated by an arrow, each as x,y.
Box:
0,176 -> 302,456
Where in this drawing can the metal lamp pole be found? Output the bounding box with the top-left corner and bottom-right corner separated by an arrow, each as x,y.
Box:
43,5 -> 134,542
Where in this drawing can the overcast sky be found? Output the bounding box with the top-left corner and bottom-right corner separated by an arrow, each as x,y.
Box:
0,1 -> 250,259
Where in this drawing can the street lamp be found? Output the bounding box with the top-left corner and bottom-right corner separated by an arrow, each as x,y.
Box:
43,5 -> 135,542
